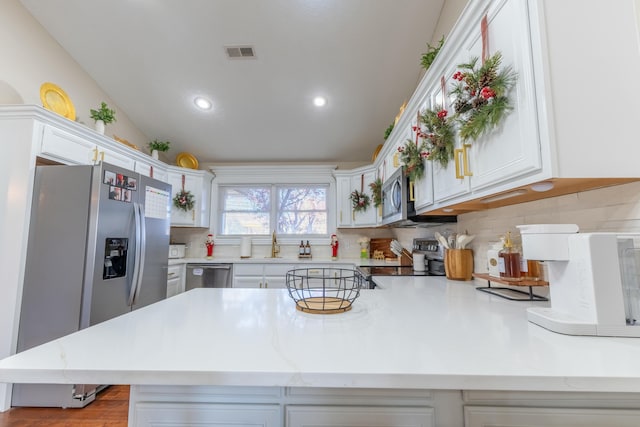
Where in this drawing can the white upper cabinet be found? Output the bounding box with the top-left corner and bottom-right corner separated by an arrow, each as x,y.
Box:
334,166 -> 378,228
372,0 -> 640,215
167,166 -> 213,228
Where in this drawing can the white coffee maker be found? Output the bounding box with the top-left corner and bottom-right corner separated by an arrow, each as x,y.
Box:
517,224 -> 640,337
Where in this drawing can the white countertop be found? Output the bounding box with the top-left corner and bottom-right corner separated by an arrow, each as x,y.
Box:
2,276 -> 640,392
168,257 -> 390,266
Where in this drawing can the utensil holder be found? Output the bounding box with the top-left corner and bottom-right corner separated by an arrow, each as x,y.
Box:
445,249 -> 474,281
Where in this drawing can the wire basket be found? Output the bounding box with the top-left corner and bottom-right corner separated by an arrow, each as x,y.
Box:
286,268 -> 365,314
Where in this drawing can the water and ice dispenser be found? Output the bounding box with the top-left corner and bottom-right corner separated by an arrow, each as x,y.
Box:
517,224 -> 640,337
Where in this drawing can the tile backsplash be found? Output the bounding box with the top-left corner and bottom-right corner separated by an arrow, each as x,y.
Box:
169,181 -> 640,265
457,181 -> 640,275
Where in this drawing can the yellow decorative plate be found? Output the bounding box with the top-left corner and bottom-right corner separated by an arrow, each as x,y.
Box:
176,152 -> 199,169
372,144 -> 383,162
40,82 -> 75,121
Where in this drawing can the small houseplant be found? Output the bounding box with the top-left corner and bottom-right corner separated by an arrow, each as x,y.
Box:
420,36 -> 444,71
89,102 -> 116,134
148,139 -> 171,159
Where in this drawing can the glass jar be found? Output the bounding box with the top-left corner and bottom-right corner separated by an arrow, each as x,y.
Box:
498,232 -> 521,280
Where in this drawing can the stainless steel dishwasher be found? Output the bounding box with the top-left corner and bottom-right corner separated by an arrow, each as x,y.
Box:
185,264 -> 233,290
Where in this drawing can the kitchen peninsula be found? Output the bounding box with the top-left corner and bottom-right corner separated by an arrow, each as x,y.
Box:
2,277 -> 640,426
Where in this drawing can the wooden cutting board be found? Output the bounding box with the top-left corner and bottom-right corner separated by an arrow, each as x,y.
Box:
369,238 -> 395,259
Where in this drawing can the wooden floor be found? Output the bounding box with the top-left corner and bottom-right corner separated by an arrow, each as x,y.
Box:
0,385 -> 129,427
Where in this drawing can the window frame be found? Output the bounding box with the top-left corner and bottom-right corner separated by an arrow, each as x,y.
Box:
218,183 -> 329,237
210,165 -> 337,246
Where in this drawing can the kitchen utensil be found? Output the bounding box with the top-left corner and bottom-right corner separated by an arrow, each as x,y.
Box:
448,233 -> 457,249
457,234 -> 475,249
434,232 -> 449,249
460,234 -> 476,249
390,239 -> 403,257
40,82 -> 76,121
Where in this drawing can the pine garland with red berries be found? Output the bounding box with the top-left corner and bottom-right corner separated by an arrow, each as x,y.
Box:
416,107 -> 455,168
450,52 -> 517,142
398,139 -> 428,182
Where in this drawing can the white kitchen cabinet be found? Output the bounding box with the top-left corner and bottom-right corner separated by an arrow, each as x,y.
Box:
334,166 -> 378,228
134,158 -> 168,182
34,112 -> 169,184
464,406 -> 640,427
233,263 -> 353,289
39,123 -> 134,169
285,405 -> 435,427
133,402 -> 281,427
233,263 -> 295,289
167,166 -> 213,228
166,264 -> 185,298
373,0 -> 640,215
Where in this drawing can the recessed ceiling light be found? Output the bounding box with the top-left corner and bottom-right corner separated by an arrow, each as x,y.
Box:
194,97 -> 212,110
313,96 -> 327,107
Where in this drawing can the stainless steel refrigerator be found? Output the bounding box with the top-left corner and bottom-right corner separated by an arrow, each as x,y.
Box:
12,162 -> 171,408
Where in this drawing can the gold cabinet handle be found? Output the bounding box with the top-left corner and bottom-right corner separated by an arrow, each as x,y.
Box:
259,282 -> 263,288
462,144 -> 472,177
352,209 -> 355,221
340,211 -> 343,223
265,282 -> 268,288
454,148 -> 464,179
92,147 -> 99,163
192,209 -> 195,221
409,180 -> 415,201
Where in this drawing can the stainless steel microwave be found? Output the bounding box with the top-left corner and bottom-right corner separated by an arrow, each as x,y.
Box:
381,167 -> 415,225
381,167 -> 457,227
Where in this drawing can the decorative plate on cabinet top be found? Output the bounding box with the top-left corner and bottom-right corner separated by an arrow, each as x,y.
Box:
372,144 -> 383,162
176,152 -> 199,169
40,82 -> 75,121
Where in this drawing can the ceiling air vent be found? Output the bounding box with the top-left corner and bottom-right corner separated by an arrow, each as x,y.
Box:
224,45 -> 256,59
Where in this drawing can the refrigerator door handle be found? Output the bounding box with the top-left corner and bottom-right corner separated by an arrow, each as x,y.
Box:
128,202 -> 143,306
132,203 -> 147,305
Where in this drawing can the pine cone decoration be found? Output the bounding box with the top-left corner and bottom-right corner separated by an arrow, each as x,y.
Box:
454,98 -> 470,114
479,68 -> 497,88
471,96 -> 487,109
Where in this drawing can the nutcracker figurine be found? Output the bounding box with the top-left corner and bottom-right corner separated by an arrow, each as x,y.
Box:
330,234 -> 339,260
205,234 -> 214,258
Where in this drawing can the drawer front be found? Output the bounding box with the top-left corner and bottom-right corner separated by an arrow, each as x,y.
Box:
234,264 -> 265,276
263,264 -> 295,276
167,265 -> 183,278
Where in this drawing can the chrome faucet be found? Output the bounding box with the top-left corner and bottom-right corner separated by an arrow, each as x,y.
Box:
270,230 -> 280,258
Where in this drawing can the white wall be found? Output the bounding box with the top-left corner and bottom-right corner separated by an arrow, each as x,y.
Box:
0,0 -> 152,411
0,0 -> 149,150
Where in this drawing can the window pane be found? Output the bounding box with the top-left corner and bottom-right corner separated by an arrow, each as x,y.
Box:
222,187 -> 270,211
220,187 -> 270,235
277,186 -> 327,235
222,212 -> 270,234
278,212 -> 327,234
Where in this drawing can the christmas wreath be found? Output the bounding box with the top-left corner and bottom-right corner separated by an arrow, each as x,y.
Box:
398,139 -> 428,182
415,107 -> 455,168
173,189 -> 195,212
451,51 -> 517,142
368,178 -> 383,208
349,189 -> 370,213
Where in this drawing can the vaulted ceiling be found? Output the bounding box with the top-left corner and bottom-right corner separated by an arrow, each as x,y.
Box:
21,0 -> 445,164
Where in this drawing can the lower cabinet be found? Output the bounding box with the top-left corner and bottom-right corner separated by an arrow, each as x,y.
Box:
129,386 -> 446,427
463,390 -> 640,427
133,402 -> 281,426
233,263 -> 354,289
233,263 -> 295,289
166,264 -> 185,298
465,406 -> 640,427
286,405 -> 435,427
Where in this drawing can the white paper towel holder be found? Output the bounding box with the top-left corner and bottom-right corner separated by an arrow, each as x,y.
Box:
240,236 -> 252,258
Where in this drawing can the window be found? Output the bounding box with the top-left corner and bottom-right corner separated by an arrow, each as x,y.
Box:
219,184 -> 328,236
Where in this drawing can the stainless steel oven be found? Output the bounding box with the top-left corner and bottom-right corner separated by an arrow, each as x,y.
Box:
413,238 -> 445,276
